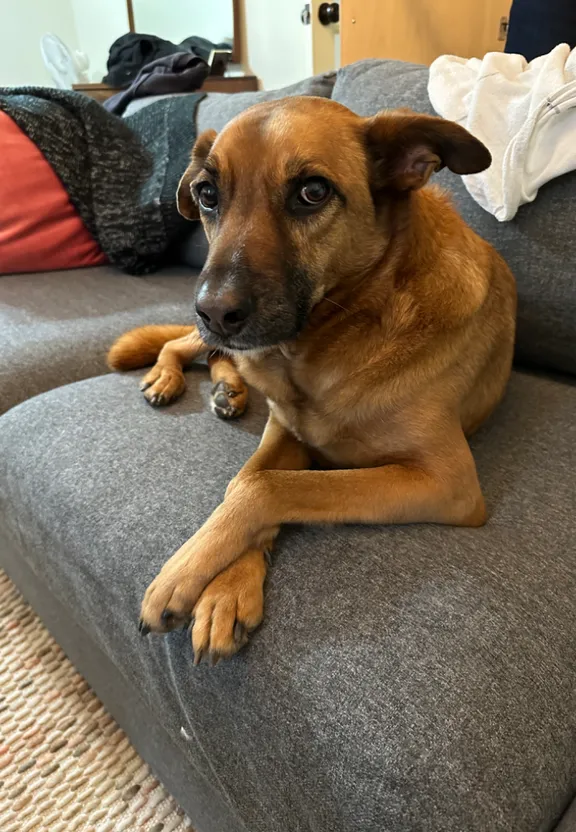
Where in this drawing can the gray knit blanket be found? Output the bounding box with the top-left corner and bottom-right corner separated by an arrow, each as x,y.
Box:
0,88 -> 205,274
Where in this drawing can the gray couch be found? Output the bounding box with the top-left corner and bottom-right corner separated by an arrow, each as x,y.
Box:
1,61 -> 575,832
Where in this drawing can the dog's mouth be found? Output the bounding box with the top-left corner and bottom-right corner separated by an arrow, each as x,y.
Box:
195,314 -> 302,353
194,263 -> 316,353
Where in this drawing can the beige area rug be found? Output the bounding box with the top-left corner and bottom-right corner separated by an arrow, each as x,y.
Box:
0,570 -> 195,832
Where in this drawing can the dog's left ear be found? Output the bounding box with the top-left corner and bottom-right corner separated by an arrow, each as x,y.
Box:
176,129 -> 217,220
364,111 -> 491,192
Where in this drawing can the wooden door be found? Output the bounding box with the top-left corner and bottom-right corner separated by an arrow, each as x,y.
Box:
309,0 -> 341,74
341,0 -> 512,67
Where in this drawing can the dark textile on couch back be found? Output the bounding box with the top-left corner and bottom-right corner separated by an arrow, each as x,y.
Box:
0,88 -> 204,274
333,59 -> 576,377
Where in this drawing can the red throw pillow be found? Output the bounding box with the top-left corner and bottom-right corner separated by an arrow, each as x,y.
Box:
0,111 -> 107,274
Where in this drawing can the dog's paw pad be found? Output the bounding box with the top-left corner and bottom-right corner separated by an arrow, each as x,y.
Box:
210,381 -> 247,420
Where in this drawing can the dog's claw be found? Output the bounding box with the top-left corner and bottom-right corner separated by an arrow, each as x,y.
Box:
209,653 -> 221,667
140,381 -> 152,391
138,619 -> 151,637
234,621 -> 246,644
146,393 -> 166,407
193,648 -> 205,666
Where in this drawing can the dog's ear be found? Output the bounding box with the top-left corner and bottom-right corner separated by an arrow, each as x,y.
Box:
364,111 -> 491,192
176,129 -> 217,220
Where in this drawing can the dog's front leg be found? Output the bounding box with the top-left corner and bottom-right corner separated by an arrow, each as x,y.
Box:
140,415 -> 310,660
141,433 -> 485,651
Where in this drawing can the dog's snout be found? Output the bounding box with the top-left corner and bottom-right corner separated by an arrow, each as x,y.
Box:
196,288 -> 253,338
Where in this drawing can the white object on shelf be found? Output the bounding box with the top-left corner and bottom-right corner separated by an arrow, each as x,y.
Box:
40,33 -> 90,89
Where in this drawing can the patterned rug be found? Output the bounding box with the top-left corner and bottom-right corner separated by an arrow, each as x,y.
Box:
0,571 -> 195,832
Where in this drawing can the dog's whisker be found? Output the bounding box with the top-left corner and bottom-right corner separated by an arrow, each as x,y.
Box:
323,297 -> 351,313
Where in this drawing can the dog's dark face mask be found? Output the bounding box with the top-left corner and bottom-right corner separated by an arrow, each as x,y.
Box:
176,99 -> 491,352
193,257 -> 313,351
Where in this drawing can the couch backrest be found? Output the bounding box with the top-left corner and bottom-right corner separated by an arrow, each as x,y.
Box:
333,59 -> 576,378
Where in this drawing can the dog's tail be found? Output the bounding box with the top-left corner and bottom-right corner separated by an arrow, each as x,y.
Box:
107,325 -> 196,371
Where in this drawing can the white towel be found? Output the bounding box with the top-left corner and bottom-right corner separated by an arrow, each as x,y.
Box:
428,44 -> 576,221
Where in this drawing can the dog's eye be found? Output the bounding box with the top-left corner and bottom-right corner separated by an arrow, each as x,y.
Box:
297,178 -> 331,207
197,182 -> 219,211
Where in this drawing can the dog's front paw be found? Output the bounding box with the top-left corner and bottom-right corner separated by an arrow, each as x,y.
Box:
210,379 -> 248,420
139,559 -> 202,635
191,549 -> 266,665
140,506 -> 262,652
140,365 -> 186,407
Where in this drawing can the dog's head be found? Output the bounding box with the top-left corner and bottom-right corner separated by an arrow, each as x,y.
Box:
177,97 -> 490,351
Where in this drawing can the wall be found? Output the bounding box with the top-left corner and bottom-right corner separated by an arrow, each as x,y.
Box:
0,0 -> 334,91
70,0 -> 129,82
242,0 -> 313,89
132,0 -> 234,46
0,0 -> 80,86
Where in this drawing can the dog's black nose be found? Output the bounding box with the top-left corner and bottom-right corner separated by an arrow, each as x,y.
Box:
196,290 -> 252,338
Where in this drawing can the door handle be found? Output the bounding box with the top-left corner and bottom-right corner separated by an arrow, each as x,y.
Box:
318,2 -> 339,25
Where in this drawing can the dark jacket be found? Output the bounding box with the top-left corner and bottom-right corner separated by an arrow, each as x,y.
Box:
104,52 -> 209,116
103,33 -> 183,87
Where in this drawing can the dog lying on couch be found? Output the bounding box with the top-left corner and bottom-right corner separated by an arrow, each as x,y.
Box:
109,97 -> 516,664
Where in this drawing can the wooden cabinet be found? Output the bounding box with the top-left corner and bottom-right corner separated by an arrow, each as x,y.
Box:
341,0 -> 512,66
73,75 -> 259,103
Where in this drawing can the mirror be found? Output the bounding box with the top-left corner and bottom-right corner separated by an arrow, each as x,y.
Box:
128,0 -> 238,62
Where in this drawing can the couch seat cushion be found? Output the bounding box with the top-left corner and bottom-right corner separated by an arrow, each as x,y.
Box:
0,265 -> 196,414
0,369 -> 575,832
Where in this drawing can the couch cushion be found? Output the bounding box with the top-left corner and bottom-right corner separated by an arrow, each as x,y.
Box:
0,368 -> 574,832
122,72 -> 336,123
333,59 -> 576,377
195,72 -> 336,133
0,265 -> 196,415
0,112 -> 107,275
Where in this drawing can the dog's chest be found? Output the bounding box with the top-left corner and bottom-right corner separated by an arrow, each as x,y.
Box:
236,349 -> 335,446
236,348 -> 420,467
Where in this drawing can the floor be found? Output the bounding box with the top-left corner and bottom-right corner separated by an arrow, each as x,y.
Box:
0,570 -> 195,832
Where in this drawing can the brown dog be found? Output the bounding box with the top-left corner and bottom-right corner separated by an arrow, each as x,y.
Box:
108,97 -> 516,664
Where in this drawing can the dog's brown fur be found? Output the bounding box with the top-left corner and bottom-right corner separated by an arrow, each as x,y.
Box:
109,97 -> 516,663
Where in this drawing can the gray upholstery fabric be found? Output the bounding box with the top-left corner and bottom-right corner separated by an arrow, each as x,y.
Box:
1,368 -> 575,832
123,72 -> 336,122
333,59 -> 433,117
333,59 -> 576,377
196,72 -> 336,134
0,265 -> 196,415
556,798 -> 576,832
